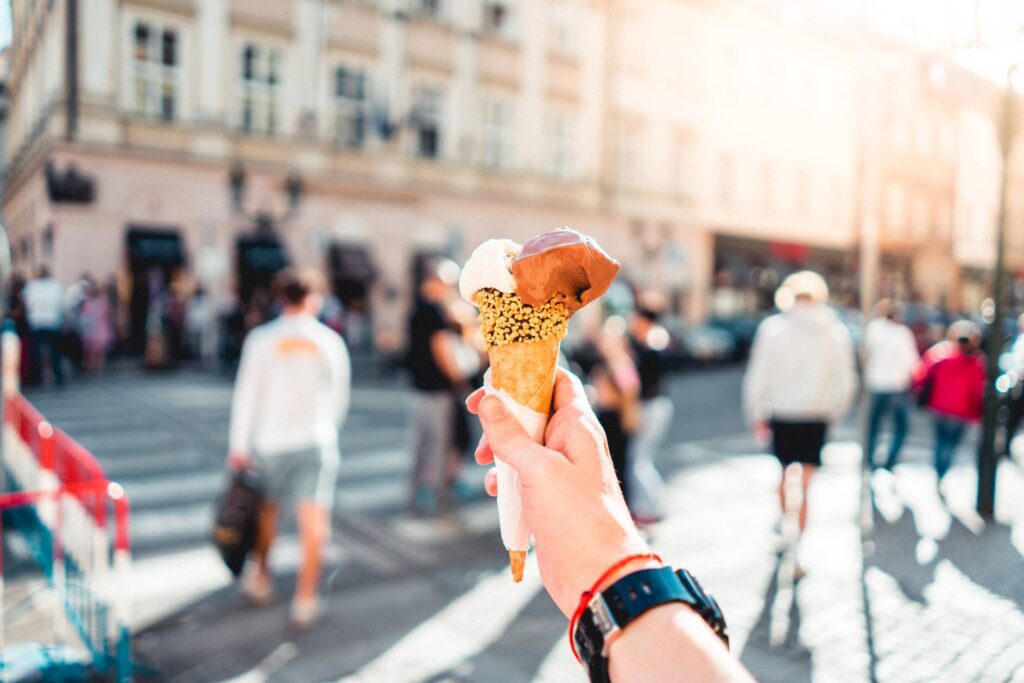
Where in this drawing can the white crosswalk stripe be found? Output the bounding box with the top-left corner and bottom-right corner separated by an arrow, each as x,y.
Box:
22,369 -> 496,633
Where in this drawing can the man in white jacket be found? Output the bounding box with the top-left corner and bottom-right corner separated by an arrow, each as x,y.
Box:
228,269 -> 350,628
743,271 -> 857,562
862,300 -> 919,469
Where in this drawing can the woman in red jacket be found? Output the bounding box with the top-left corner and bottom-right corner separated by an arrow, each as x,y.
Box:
913,320 -> 986,482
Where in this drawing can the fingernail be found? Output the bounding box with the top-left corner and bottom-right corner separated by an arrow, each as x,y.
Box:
480,396 -> 508,421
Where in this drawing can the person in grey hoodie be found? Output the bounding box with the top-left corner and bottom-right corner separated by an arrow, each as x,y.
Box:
743,271 -> 857,565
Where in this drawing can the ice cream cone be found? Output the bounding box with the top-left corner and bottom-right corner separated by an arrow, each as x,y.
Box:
488,337 -> 561,415
508,550 -> 527,583
487,338 -> 560,582
462,231 -> 620,585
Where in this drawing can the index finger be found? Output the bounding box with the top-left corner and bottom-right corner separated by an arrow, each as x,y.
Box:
551,367 -> 587,412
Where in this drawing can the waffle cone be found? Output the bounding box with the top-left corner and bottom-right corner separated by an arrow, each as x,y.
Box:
488,338 -> 561,414
509,550 -> 527,583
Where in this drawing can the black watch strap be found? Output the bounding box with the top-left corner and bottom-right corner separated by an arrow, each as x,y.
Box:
574,567 -> 729,683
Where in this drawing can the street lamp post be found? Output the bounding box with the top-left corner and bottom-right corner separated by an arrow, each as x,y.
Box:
976,65 -> 1016,517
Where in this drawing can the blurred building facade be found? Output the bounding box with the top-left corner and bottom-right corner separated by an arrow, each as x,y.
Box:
3,0 -> 1022,348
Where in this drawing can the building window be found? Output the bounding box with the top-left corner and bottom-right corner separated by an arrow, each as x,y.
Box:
937,200 -> 953,239
718,153 -> 735,206
547,0 -> 577,56
616,129 -> 640,188
412,86 -> 444,159
913,194 -> 930,237
886,184 -> 907,234
413,0 -> 444,18
335,66 -> 369,148
239,43 -> 282,135
672,136 -> 696,200
482,2 -> 512,38
548,111 -> 574,179
481,99 -> 513,170
131,21 -> 180,121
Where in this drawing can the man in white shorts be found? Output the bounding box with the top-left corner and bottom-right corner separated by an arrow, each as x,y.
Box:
228,268 -> 350,628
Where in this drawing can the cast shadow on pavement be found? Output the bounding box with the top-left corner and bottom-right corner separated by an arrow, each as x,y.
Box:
131,522 -> 514,682
738,553 -> 812,683
420,588 -> 566,683
865,501 -> 1024,610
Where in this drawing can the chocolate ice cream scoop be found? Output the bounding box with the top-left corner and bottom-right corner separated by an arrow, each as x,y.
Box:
510,228 -> 620,313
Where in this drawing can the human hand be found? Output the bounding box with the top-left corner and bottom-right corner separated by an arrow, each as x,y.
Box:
466,369 -> 656,617
228,451 -> 250,472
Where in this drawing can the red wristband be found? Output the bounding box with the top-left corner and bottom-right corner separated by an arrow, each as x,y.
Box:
568,552 -> 663,663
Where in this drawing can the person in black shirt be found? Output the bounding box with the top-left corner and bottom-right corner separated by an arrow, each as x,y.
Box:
406,259 -> 464,514
627,301 -> 672,523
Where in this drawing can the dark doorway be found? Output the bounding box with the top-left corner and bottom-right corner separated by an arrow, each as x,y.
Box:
125,227 -> 186,355
327,243 -> 376,309
235,235 -> 289,304
327,243 -> 377,350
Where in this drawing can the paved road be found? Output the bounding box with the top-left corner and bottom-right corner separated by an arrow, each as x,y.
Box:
21,363 -> 1024,682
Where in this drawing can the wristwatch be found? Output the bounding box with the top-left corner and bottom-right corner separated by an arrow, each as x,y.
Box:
573,566 -> 729,682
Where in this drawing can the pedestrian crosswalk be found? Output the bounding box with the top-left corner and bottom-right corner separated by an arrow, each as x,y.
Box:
22,369 -> 494,626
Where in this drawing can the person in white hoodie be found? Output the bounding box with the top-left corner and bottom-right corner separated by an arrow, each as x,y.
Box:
743,271 -> 857,555
228,268 -> 351,628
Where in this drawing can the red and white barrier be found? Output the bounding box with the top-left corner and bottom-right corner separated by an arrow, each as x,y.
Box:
2,392 -> 133,680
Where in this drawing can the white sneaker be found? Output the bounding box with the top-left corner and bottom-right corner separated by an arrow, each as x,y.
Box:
242,572 -> 274,606
290,598 -> 321,630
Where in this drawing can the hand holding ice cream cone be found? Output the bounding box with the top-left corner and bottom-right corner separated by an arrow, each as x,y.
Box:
460,228 -> 620,581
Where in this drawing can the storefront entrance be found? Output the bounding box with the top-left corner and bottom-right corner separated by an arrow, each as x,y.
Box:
125,227 -> 186,356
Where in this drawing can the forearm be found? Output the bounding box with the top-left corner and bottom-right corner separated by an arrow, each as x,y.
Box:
608,604 -> 753,683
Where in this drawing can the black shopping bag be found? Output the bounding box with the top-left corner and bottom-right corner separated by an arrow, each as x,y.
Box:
212,468 -> 264,577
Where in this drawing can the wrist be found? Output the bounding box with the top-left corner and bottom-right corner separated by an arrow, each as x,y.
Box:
571,565 -> 731,679
593,556 -> 662,594
571,541 -> 655,610
567,551 -> 662,662
607,603 -> 712,680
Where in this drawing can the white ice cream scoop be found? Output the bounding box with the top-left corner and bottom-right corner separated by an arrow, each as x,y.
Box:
459,239 -> 521,303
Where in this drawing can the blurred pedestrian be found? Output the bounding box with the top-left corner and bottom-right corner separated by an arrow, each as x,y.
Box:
23,265 -> 65,387
913,320 -> 985,485
8,273 -> 31,387
185,286 -> 218,365
104,275 -> 123,354
591,317 -> 641,506
627,295 -> 672,523
228,268 -> 350,628
62,273 -> 92,373
743,271 -> 856,567
406,259 -> 464,515
445,299 -> 485,502
1003,313 -> 1024,457
79,279 -> 114,372
863,299 -> 919,470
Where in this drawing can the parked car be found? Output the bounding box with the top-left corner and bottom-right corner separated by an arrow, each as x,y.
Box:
707,314 -> 766,359
665,318 -> 737,365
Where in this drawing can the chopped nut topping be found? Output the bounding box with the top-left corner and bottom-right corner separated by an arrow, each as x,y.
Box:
475,289 -> 569,347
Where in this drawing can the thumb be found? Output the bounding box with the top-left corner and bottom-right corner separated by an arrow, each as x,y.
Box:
478,395 -> 547,471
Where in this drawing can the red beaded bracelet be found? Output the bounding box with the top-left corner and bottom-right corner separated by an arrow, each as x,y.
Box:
568,552 -> 663,663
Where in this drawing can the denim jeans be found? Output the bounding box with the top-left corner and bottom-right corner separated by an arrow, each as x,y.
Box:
408,390 -> 454,503
866,391 -> 909,469
29,328 -> 64,386
933,415 -> 968,480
